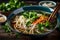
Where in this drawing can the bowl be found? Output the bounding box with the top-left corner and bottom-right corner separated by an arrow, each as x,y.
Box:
0,14 -> 7,24
39,1 -> 56,8
7,5 -> 60,40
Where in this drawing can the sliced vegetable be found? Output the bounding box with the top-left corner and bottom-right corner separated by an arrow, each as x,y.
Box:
45,21 -> 50,27
38,23 -> 44,31
26,21 -> 31,26
32,15 -> 48,25
41,27 -> 44,31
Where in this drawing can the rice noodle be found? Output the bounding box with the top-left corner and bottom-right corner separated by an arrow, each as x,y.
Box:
12,11 -> 56,34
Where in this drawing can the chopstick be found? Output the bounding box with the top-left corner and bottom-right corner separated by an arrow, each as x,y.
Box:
48,3 -> 60,21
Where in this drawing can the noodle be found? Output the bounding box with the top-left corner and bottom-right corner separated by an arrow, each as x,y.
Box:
11,11 -> 57,34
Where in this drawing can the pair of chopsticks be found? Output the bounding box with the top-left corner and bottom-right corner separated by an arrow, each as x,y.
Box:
48,3 -> 60,21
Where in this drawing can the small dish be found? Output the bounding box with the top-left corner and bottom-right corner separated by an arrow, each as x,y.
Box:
0,14 -> 7,23
39,1 -> 56,8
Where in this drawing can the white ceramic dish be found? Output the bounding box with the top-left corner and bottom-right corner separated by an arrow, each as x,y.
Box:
39,1 -> 56,8
0,14 -> 7,23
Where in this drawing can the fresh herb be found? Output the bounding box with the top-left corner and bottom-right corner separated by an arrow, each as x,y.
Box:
23,11 -> 38,20
45,21 -> 50,27
38,21 -> 50,31
15,32 -> 20,38
26,21 -> 31,27
0,0 -> 26,12
23,11 -> 39,27
40,27 -> 44,31
38,23 -> 44,31
2,22 -> 11,33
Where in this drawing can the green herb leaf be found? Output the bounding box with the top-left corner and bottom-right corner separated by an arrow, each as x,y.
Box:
38,23 -> 44,31
45,21 -> 50,27
2,22 -> 11,33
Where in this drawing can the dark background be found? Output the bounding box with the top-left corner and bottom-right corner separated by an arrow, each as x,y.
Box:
0,0 -> 59,3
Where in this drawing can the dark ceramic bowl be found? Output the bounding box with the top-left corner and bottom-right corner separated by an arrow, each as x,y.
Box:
7,5 -> 60,40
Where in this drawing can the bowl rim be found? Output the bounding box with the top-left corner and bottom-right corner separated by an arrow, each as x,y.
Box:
7,5 -> 59,36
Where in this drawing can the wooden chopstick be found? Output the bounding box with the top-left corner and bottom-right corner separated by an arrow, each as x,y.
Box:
48,3 -> 60,21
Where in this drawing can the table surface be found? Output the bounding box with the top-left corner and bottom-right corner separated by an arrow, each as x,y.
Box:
0,25 -> 60,40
